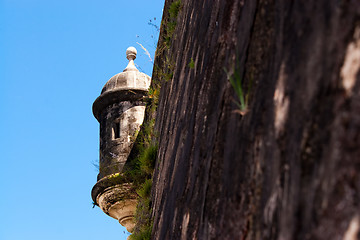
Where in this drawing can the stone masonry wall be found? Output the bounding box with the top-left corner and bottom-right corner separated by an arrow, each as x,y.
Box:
151,0 -> 360,239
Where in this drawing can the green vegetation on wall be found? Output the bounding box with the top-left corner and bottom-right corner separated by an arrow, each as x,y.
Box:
225,64 -> 253,115
188,58 -> 195,69
126,110 -> 158,240
128,1 -> 183,239
153,0 -> 182,84
165,0 -> 181,47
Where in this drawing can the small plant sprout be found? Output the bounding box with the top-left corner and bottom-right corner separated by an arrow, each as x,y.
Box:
188,58 -> 195,69
225,67 -> 249,115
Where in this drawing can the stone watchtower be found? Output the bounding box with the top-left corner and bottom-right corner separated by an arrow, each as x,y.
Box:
92,47 -> 151,232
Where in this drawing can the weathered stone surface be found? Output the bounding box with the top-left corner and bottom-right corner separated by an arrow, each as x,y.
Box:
97,102 -> 146,179
92,47 -> 151,231
151,0 -> 360,239
97,183 -> 137,232
93,47 -> 151,180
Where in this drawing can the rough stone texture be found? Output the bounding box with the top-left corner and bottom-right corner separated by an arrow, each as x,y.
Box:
97,102 -> 146,179
151,0 -> 360,239
92,47 -> 151,231
92,48 -> 151,181
97,183 -> 137,232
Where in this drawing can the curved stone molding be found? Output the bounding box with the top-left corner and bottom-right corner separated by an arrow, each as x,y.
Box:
96,183 -> 137,232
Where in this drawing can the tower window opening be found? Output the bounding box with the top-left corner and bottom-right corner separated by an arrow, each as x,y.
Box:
113,122 -> 120,139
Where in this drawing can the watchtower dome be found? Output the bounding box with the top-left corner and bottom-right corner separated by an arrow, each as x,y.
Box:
92,47 -> 151,232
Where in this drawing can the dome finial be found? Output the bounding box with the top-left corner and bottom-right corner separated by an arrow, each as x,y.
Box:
126,47 -> 137,61
124,47 -> 138,72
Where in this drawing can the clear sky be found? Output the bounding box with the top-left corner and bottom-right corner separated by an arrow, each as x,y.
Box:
0,0 -> 164,239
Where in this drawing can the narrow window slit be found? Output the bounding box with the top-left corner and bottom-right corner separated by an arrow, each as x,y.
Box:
113,122 -> 120,139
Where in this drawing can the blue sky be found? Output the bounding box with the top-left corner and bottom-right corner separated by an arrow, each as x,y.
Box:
0,0 -> 163,239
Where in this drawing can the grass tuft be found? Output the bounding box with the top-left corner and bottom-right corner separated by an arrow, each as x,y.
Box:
225,67 -> 252,115
136,179 -> 152,199
139,145 -> 158,175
